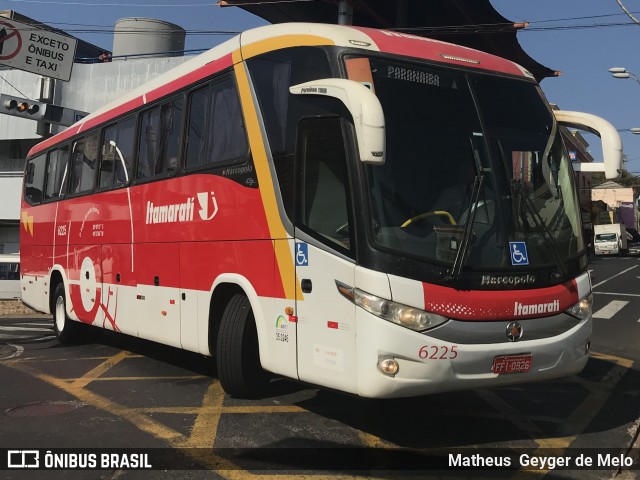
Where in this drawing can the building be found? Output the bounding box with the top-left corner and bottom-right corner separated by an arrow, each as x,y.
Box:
591,180 -> 636,229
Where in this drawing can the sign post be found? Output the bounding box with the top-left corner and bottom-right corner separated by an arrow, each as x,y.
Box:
0,18 -> 77,81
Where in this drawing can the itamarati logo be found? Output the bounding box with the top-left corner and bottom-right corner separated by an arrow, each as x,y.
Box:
146,192 -> 218,225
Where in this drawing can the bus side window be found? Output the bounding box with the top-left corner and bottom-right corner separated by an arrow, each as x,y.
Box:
185,77 -> 247,171
100,117 -> 135,188
246,47 -> 333,220
70,133 -> 99,194
137,97 -> 183,180
296,118 -> 353,255
44,145 -> 70,200
24,154 -> 46,205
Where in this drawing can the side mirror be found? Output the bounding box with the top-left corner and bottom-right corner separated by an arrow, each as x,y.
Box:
554,110 -> 622,179
290,78 -> 385,164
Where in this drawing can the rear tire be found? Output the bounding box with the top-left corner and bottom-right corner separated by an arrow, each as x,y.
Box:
53,283 -> 83,344
216,294 -> 269,398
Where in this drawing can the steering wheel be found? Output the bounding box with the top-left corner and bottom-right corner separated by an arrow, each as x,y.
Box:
401,210 -> 456,229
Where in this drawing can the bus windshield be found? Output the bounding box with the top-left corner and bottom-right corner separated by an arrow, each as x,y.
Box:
348,56 -> 583,272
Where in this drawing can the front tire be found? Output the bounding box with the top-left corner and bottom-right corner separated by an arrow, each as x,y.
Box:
53,284 -> 83,344
216,294 -> 269,398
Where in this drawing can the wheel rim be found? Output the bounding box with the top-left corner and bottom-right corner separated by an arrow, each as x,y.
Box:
55,296 -> 66,333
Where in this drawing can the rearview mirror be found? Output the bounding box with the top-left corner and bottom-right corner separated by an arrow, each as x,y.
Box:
290,78 -> 385,164
554,110 -> 622,179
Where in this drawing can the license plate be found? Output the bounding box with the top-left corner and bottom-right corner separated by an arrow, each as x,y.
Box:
492,354 -> 532,374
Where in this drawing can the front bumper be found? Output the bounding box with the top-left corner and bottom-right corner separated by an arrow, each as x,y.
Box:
355,309 -> 591,398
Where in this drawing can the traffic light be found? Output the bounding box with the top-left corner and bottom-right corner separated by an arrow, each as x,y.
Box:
0,93 -> 87,127
0,94 -> 46,120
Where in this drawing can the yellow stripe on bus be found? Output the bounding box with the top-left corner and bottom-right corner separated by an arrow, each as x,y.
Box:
233,54 -> 299,301
239,34 -> 334,60
232,35 -> 334,300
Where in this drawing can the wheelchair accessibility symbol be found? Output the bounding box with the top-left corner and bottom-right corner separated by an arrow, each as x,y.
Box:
296,242 -> 309,266
509,241 -> 529,266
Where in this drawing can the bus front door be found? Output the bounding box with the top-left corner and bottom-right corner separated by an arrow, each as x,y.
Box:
293,118 -> 358,394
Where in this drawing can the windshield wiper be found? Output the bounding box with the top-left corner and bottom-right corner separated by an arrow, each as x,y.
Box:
496,141 -> 568,279
445,135 -> 485,281
446,175 -> 483,281
512,182 -> 568,278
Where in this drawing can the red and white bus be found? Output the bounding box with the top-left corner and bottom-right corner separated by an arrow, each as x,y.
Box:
20,23 -> 622,398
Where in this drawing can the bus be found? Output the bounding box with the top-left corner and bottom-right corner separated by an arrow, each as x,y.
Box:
20,23 -> 622,399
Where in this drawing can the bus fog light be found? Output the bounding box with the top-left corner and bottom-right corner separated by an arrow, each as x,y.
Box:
585,340 -> 591,354
378,356 -> 399,377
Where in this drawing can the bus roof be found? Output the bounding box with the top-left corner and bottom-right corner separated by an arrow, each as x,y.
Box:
29,22 -> 529,158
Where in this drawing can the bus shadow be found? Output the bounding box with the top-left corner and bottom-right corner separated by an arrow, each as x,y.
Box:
289,356 -> 640,450
58,328 -> 640,452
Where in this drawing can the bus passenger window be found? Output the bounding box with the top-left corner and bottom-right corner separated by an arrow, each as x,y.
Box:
70,133 -> 99,194
137,97 -> 183,180
185,78 -> 247,171
296,118 -> 353,255
100,117 -> 135,188
45,146 -> 70,200
24,154 -> 46,205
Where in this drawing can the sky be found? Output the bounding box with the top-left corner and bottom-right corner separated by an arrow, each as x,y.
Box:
4,0 -> 640,174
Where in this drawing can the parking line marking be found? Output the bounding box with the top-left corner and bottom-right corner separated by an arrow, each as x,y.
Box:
91,375 -> 207,382
592,265 -> 638,288
71,350 -> 130,388
592,300 -> 629,319
0,326 -> 53,333
186,381 -> 225,448
591,351 -> 634,369
137,405 -> 306,414
3,359 -> 186,444
594,291 -> 640,297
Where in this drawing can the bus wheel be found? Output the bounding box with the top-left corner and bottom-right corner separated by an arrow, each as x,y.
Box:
53,284 -> 82,344
216,293 -> 269,398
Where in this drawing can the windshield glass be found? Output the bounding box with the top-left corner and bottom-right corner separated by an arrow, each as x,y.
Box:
346,56 -> 584,271
595,233 -> 617,243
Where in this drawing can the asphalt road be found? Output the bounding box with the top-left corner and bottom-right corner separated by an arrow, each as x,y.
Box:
0,258 -> 639,479
590,255 -> 640,362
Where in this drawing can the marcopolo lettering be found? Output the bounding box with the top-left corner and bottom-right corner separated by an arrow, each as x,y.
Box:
481,274 -> 536,287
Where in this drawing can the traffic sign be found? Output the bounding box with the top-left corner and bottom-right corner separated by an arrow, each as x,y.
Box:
0,18 -> 77,81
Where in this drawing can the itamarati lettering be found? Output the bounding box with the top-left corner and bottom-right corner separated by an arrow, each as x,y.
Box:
514,300 -> 560,316
146,198 -> 194,225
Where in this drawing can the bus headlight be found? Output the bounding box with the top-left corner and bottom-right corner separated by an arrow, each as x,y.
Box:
336,281 -> 448,332
566,294 -> 593,320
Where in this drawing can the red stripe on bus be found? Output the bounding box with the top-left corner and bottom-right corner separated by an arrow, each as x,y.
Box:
28,53 -> 235,158
353,27 -> 525,78
422,279 -> 579,321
